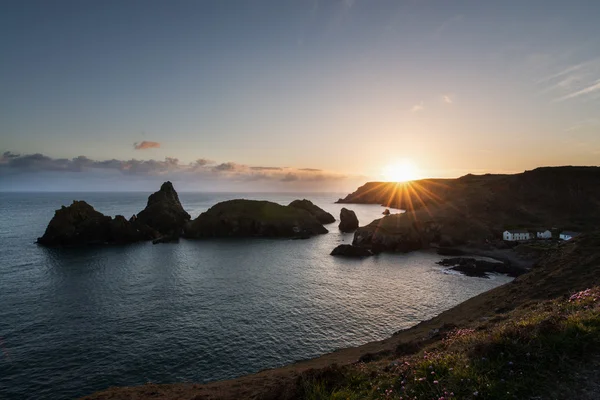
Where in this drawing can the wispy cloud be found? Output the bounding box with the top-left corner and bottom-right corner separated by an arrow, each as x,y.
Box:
556,79 -> 600,101
410,101 -> 424,113
536,61 -> 589,84
565,118 -> 600,132
443,95 -> 453,104
537,58 -> 600,101
133,141 -> 160,150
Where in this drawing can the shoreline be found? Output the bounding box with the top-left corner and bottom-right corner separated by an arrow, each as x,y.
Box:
82,272 -> 518,400
84,228 -> 600,400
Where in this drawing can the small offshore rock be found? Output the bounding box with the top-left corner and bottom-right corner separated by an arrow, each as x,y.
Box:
330,244 -> 372,257
339,208 -> 359,232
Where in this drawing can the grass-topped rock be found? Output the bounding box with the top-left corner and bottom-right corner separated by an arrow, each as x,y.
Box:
289,199 -> 336,224
183,199 -> 329,238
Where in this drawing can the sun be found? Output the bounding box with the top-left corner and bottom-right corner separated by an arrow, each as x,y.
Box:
382,160 -> 419,182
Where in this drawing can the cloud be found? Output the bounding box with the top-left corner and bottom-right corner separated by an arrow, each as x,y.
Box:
0,151 -> 350,185
537,61 -> 588,84
443,95 -> 452,104
194,158 -> 213,166
556,79 -> 600,101
566,118 -> 600,132
250,166 -> 283,171
281,173 -> 299,182
410,101 -> 424,113
133,141 -> 161,150
213,162 -> 243,172
298,168 -> 322,172
538,58 -> 600,101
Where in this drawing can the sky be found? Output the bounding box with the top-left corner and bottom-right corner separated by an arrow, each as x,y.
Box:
1,0 -> 600,191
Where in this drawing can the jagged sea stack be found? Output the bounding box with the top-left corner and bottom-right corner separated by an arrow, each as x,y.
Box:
339,208 -> 359,232
136,181 -> 191,235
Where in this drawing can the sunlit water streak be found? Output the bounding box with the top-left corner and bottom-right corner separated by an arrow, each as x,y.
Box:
0,192 -> 511,399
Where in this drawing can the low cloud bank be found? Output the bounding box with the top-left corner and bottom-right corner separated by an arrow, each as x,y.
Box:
0,151 -> 355,187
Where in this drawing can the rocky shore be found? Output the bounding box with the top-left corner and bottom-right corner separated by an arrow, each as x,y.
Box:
436,257 -> 526,278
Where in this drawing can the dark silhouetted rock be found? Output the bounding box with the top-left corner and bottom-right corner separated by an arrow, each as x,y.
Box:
382,209 -> 390,215
437,257 -> 526,278
352,214 -> 441,253
109,215 -> 157,244
339,208 -> 359,232
37,201 -> 157,246
136,181 -> 191,235
330,244 -> 372,257
183,199 -> 328,238
288,199 -> 335,224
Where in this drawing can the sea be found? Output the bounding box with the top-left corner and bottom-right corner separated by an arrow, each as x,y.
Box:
0,192 -> 512,399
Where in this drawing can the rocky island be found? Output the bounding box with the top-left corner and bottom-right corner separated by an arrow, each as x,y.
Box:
37,181 -> 190,246
37,184 -> 335,246
36,201 -> 159,246
183,199 -> 328,238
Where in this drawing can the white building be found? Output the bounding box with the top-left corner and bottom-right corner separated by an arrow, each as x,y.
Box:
536,230 -> 552,239
559,231 -> 581,241
503,229 -> 531,241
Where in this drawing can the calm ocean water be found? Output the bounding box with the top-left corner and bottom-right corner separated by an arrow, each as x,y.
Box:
0,192 -> 512,399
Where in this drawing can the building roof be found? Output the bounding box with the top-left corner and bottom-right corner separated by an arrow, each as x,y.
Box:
506,229 -> 529,234
561,231 -> 581,236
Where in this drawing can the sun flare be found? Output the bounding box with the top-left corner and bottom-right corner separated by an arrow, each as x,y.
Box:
382,160 -> 419,182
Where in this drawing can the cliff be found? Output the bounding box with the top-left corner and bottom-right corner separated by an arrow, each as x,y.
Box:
337,167 -> 600,232
339,167 -> 600,251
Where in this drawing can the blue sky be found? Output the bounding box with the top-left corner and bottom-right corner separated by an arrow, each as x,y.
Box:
1,0 -> 600,191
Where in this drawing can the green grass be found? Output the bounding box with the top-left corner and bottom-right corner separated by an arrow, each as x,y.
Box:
202,199 -> 315,222
299,287 -> 600,400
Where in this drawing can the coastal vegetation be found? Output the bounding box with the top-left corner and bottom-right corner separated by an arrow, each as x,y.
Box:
300,286 -> 600,399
